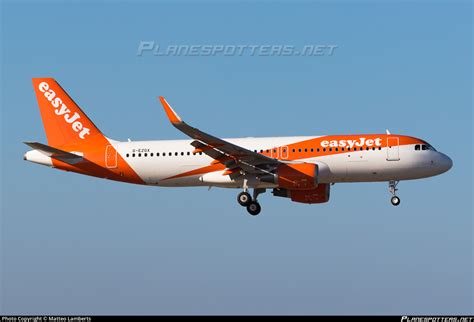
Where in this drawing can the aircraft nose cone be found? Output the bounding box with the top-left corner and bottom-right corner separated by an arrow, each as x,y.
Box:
438,153 -> 453,173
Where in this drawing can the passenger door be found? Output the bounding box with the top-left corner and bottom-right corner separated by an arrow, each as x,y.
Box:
105,145 -> 117,168
386,137 -> 400,161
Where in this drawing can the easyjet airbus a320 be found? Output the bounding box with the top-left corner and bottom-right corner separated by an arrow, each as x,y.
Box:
24,78 -> 453,215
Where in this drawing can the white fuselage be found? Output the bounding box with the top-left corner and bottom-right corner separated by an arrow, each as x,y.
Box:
109,136 -> 452,188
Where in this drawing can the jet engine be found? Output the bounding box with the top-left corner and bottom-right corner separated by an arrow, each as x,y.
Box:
259,162 -> 319,190
272,184 -> 331,204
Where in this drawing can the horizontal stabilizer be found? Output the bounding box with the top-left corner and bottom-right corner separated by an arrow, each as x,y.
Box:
24,142 -> 84,165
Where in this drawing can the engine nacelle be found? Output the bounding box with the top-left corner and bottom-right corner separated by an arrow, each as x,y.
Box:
273,184 -> 331,204
260,163 -> 318,190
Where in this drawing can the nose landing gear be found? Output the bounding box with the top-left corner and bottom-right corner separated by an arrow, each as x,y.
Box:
388,180 -> 400,206
391,195 -> 401,206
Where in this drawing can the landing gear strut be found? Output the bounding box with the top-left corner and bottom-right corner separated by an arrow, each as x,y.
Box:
237,179 -> 252,207
388,180 -> 401,206
237,185 -> 266,216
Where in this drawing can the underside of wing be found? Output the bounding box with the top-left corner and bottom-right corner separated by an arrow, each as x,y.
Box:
159,97 -> 281,178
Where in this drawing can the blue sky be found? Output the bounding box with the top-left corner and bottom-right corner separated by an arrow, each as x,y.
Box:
1,0 -> 472,315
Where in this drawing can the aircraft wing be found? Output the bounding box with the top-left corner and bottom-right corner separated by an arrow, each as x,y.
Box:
159,97 -> 281,176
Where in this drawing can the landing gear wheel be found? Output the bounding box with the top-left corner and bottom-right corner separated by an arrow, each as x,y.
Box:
388,181 -> 401,206
237,192 -> 252,207
246,201 -> 261,216
391,196 -> 401,206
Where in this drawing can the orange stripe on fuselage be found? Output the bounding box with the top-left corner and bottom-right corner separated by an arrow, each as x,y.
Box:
164,163 -> 226,180
267,134 -> 426,160
161,134 -> 426,181
51,141 -> 145,185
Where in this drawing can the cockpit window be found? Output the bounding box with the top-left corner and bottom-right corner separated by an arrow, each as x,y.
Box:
426,144 -> 436,151
418,144 -> 436,151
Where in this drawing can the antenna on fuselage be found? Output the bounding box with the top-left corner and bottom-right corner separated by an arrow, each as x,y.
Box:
385,129 -> 391,135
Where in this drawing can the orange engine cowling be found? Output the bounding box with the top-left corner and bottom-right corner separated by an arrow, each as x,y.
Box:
260,163 -> 318,190
273,184 -> 330,204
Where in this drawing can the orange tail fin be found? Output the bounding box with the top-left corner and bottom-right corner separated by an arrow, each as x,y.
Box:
32,78 -> 104,148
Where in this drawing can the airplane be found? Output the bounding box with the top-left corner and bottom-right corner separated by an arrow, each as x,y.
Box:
24,78 -> 453,216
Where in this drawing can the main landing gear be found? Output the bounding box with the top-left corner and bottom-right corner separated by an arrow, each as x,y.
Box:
237,182 -> 265,216
389,180 -> 401,206
247,201 -> 261,216
237,191 -> 252,207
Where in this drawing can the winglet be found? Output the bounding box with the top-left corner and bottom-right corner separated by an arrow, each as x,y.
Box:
159,96 -> 182,124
